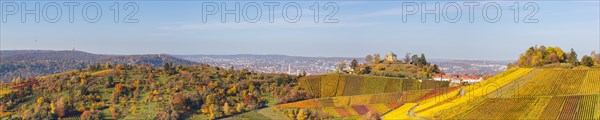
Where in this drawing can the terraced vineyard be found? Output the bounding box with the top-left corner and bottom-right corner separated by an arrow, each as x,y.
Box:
277,90 -> 430,118
447,95 -> 600,119
278,74 -> 451,118
298,74 -> 449,98
508,69 -> 600,97
279,92 -> 403,108
382,68 -> 600,120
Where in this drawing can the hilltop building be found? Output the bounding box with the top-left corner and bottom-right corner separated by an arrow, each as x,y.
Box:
385,53 -> 397,62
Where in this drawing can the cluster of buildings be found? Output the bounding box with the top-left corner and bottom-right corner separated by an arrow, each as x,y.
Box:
180,55 -> 353,75
432,74 -> 484,84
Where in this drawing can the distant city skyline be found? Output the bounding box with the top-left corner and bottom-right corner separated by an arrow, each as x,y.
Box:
1,1 -> 599,60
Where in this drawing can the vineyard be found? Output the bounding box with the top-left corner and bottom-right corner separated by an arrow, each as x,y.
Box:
511,69 -> 599,97
381,68 -> 600,120
383,68 -> 534,119
315,103 -> 396,118
278,92 -> 404,108
298,74 -> 449,98
278,89 -> 435,118
283,73 -> 453,118
445,95 -> 600,119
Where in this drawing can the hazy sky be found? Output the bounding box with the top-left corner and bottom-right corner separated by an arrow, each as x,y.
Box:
1,1 -> 599,60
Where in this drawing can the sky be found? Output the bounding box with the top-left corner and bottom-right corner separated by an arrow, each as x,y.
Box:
1,1 -> 599,60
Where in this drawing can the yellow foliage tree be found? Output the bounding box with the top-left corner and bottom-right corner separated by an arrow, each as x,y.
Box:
223,102 -> 232,115
109,104 -> 118,119
208,104 -> 218,119
153,90 -> 159,95
19,104 -> 26,112
36,97 -> 44,106
296,109 -> 308,120
78,104 -> 86,112
227,85 -> 237,95
286,109 -> 296,119
235,103 -> 245,113
79,74 -> 87,80
50,102 -> 55,114
130,105 -> 136,114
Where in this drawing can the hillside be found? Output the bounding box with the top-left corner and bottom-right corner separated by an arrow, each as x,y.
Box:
0,63 -> 305,119
297,74 -> 449,98
0,50 -> 198,82
379,46 -> 600,119
265,74 -> 450,119
382,67 -> 600,119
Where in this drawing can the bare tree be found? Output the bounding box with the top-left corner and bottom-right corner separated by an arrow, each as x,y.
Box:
373,54 -> 381,64
365,55 -> 373,64
404,53 -> 411,64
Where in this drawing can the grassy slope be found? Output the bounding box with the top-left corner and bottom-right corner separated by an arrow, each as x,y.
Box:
367,62 -> 421,78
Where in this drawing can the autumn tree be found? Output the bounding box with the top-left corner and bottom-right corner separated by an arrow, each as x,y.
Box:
516,46 -> 570,67
546,46 -> 566,62
235,103 -> 245,113
129,105 -> 136,114
36,97 -> 44,106
222,102 -> 232,116
531,52 -> 543,67
296,109 -> 309,120
109,104 -> 118,119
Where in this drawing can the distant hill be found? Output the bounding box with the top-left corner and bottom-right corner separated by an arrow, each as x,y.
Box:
0,50 -> 198,82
